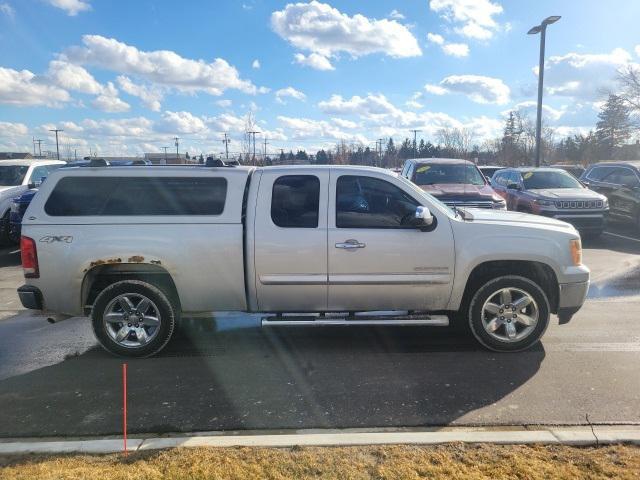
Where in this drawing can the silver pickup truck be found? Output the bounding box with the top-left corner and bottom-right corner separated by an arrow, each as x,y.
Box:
17,165 -> 589,357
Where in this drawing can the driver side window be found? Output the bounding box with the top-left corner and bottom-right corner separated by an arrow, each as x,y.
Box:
336,175 -> 419,229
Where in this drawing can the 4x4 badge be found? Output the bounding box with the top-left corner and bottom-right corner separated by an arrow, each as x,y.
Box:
39,235 -> 73,244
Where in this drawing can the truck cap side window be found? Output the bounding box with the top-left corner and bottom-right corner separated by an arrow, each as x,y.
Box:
336,175 -> 419,229
45,176 -> 227,216
271,175 -> 320,228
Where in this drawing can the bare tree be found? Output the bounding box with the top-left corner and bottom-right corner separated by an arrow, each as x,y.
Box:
618,65 -> 640,112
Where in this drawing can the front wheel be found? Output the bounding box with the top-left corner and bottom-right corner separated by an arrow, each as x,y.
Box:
91,280 -> 177,357
468,275 -> 550,352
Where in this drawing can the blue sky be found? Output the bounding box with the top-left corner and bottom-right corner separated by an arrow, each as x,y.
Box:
1,0 -> 639,158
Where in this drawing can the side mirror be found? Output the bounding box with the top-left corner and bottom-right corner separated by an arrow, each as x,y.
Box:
414,206 -> 434,227
507,182 -> 521,190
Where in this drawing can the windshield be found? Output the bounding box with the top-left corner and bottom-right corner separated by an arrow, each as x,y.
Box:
0,165 -> 29,186
522,170 -> 583,189
413,163 -> 486,186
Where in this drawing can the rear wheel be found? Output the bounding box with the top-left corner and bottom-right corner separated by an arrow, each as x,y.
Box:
91,280 -> 177,357
468,275 -> 550,352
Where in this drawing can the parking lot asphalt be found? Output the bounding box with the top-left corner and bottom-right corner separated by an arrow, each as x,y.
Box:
0,224 -> 639,438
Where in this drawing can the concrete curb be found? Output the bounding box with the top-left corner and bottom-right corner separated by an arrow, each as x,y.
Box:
1,427 -> 639,454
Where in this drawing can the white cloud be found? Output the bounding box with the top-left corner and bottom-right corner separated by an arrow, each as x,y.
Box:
331,117 -> 358,129
64,35 -> 258,96
252,59 -> 261,69
0,121 -> 28,136
47,60 -> 103,95
0,67 -> 70,107
442,42 -> 469,57
425,75 -> 510,104
116,75 -> 163,111
278,115 -> 367,143
215,99 -> 232,108
429,0 -> 503,40
405,99 -> 423,109
318,93 -> 399,116
91,82 -> 130,112
388,9 -> 405,20
157,111 -> 207,134
427,33 -> 470,57
506,101 -> 566,122
293,52 -> 335,71
0,2 -> 15,19
46,0 -> 90,16
542,48 -> 637,101
427,33 -> 445,45
275,86 -> 306,104
205,112 -> 246,133
272,1 -> 421,65
636,45 -> 640,57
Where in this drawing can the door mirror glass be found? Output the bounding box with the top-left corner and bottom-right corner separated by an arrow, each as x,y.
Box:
414,206 -> 434,227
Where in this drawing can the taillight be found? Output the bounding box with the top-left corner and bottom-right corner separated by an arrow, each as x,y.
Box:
20,236 -> 39,278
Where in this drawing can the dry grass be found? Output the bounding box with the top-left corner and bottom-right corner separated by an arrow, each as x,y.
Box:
1,444 -> 639,479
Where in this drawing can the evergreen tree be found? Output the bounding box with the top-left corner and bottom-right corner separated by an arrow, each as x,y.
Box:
596,94 -> 632,159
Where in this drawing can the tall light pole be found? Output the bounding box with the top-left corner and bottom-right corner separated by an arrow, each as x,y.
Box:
528,15 -> 561,167
410,129 -> 421,158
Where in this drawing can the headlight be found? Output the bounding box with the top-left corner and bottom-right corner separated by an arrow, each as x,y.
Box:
602,198 -> 609,209
10,202 -> 19,214
534,199 -> 554,207
570,238 -> 582,266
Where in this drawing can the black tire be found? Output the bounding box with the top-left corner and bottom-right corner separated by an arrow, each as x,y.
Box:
468,275 -> 550,352
91,280 -> 177,357
0,211 -> 10,247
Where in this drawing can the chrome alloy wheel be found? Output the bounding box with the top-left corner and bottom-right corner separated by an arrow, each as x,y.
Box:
103,293 -> 161,348
481,287 -> 539,343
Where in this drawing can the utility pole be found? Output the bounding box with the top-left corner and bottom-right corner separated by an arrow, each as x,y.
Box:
34,139 -> 43,157
410,129 -> 421,158
263,137 -> 269,161
174,137 -> 180,163
32,137 -> 36,156
49,128 -> 63,160
162,146 -> 169,164
222,133 -> 231,160
248,131 -> 260,164
377,138 -> 384,167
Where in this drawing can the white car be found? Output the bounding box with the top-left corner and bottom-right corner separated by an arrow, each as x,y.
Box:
0,159 -> 65,244
18,164 -> 589,357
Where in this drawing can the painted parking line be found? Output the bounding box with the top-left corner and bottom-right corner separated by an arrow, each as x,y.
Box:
546,342 -> 640,352
603,231 -> 640,243
8,249 -> 20,255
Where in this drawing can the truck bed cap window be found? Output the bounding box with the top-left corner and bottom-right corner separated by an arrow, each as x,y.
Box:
45,176 -> 227,216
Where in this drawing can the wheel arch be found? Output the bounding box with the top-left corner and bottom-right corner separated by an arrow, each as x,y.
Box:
81,263 -> 180,315
458,260 -> 559,315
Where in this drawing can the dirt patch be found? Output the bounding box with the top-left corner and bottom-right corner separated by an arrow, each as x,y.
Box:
1,444 -> 639,479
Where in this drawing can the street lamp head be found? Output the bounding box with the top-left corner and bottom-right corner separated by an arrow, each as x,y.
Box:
543,15 -> 561,25
527,25 -> 542,35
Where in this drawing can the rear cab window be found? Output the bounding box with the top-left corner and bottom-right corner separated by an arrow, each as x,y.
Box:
271,175 -> 320,228
44,177 -> 228,216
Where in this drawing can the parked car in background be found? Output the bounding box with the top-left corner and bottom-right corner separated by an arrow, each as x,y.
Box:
401,159 -> 506,210
0,159 -> 65,245
581,161 -> 640,230
549,164 -> 585,179
478,165 -> 504,181
492,167 -> 608,237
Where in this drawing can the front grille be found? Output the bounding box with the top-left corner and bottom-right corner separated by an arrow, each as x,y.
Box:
443,200 -> 494,209
555,200 -> 603,209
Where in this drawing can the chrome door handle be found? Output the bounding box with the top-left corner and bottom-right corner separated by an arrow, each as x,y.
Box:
335,239 -> 366,249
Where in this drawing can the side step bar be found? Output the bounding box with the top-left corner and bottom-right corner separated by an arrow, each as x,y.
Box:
261,313 -> 449,327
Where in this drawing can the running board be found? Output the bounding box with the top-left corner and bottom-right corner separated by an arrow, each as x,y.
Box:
261,314 -> 449,327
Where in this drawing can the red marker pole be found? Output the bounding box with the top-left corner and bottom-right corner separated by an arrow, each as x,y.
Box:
122,363 -> 128,455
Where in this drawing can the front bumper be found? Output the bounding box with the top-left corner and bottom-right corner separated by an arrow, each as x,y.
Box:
17,285 -> 43,310
539,210 -> 606,232
557,280 -> 589,324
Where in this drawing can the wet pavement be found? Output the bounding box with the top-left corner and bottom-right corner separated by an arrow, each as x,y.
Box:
0,223 -> 639,437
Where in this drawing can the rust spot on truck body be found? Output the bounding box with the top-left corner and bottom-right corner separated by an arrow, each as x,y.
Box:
150,260 -> 162,265
128,255 -> 145,263
89,258 -> 122,268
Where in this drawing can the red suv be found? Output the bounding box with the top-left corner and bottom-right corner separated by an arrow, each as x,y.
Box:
491,167 -> 608,237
